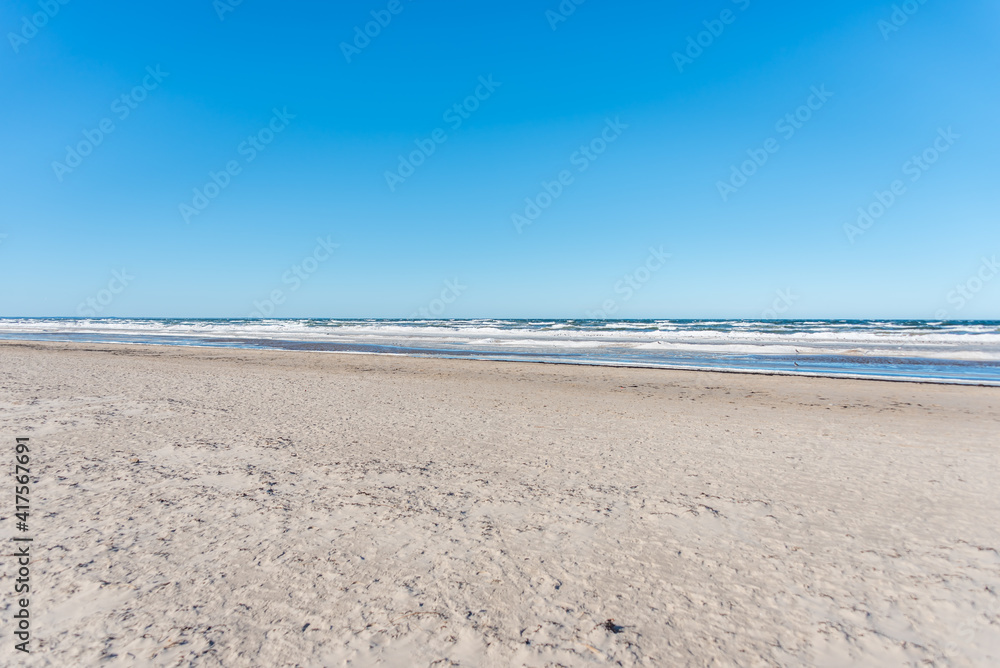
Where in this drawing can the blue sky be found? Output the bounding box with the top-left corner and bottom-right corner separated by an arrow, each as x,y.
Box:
1,0 -> 998,319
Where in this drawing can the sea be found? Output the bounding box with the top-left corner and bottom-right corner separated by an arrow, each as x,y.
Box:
1,318 -> 999,385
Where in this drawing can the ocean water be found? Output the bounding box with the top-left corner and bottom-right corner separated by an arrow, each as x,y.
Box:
1,318 -> 999,385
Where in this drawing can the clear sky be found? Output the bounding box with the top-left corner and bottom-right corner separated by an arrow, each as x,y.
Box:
1,0 -> 998,319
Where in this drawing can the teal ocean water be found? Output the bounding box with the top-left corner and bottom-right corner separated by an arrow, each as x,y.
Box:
2,318 -> 999,385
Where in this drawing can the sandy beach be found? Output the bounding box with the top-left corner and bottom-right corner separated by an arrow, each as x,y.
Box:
1,340 -> 999,666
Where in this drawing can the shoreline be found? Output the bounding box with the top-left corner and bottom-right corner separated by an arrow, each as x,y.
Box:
2,337 -> 999,388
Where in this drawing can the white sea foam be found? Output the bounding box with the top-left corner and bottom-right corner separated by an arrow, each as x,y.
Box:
1,319 -> 998,369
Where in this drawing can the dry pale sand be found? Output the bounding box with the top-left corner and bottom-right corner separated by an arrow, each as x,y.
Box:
1,341 -> 999,667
